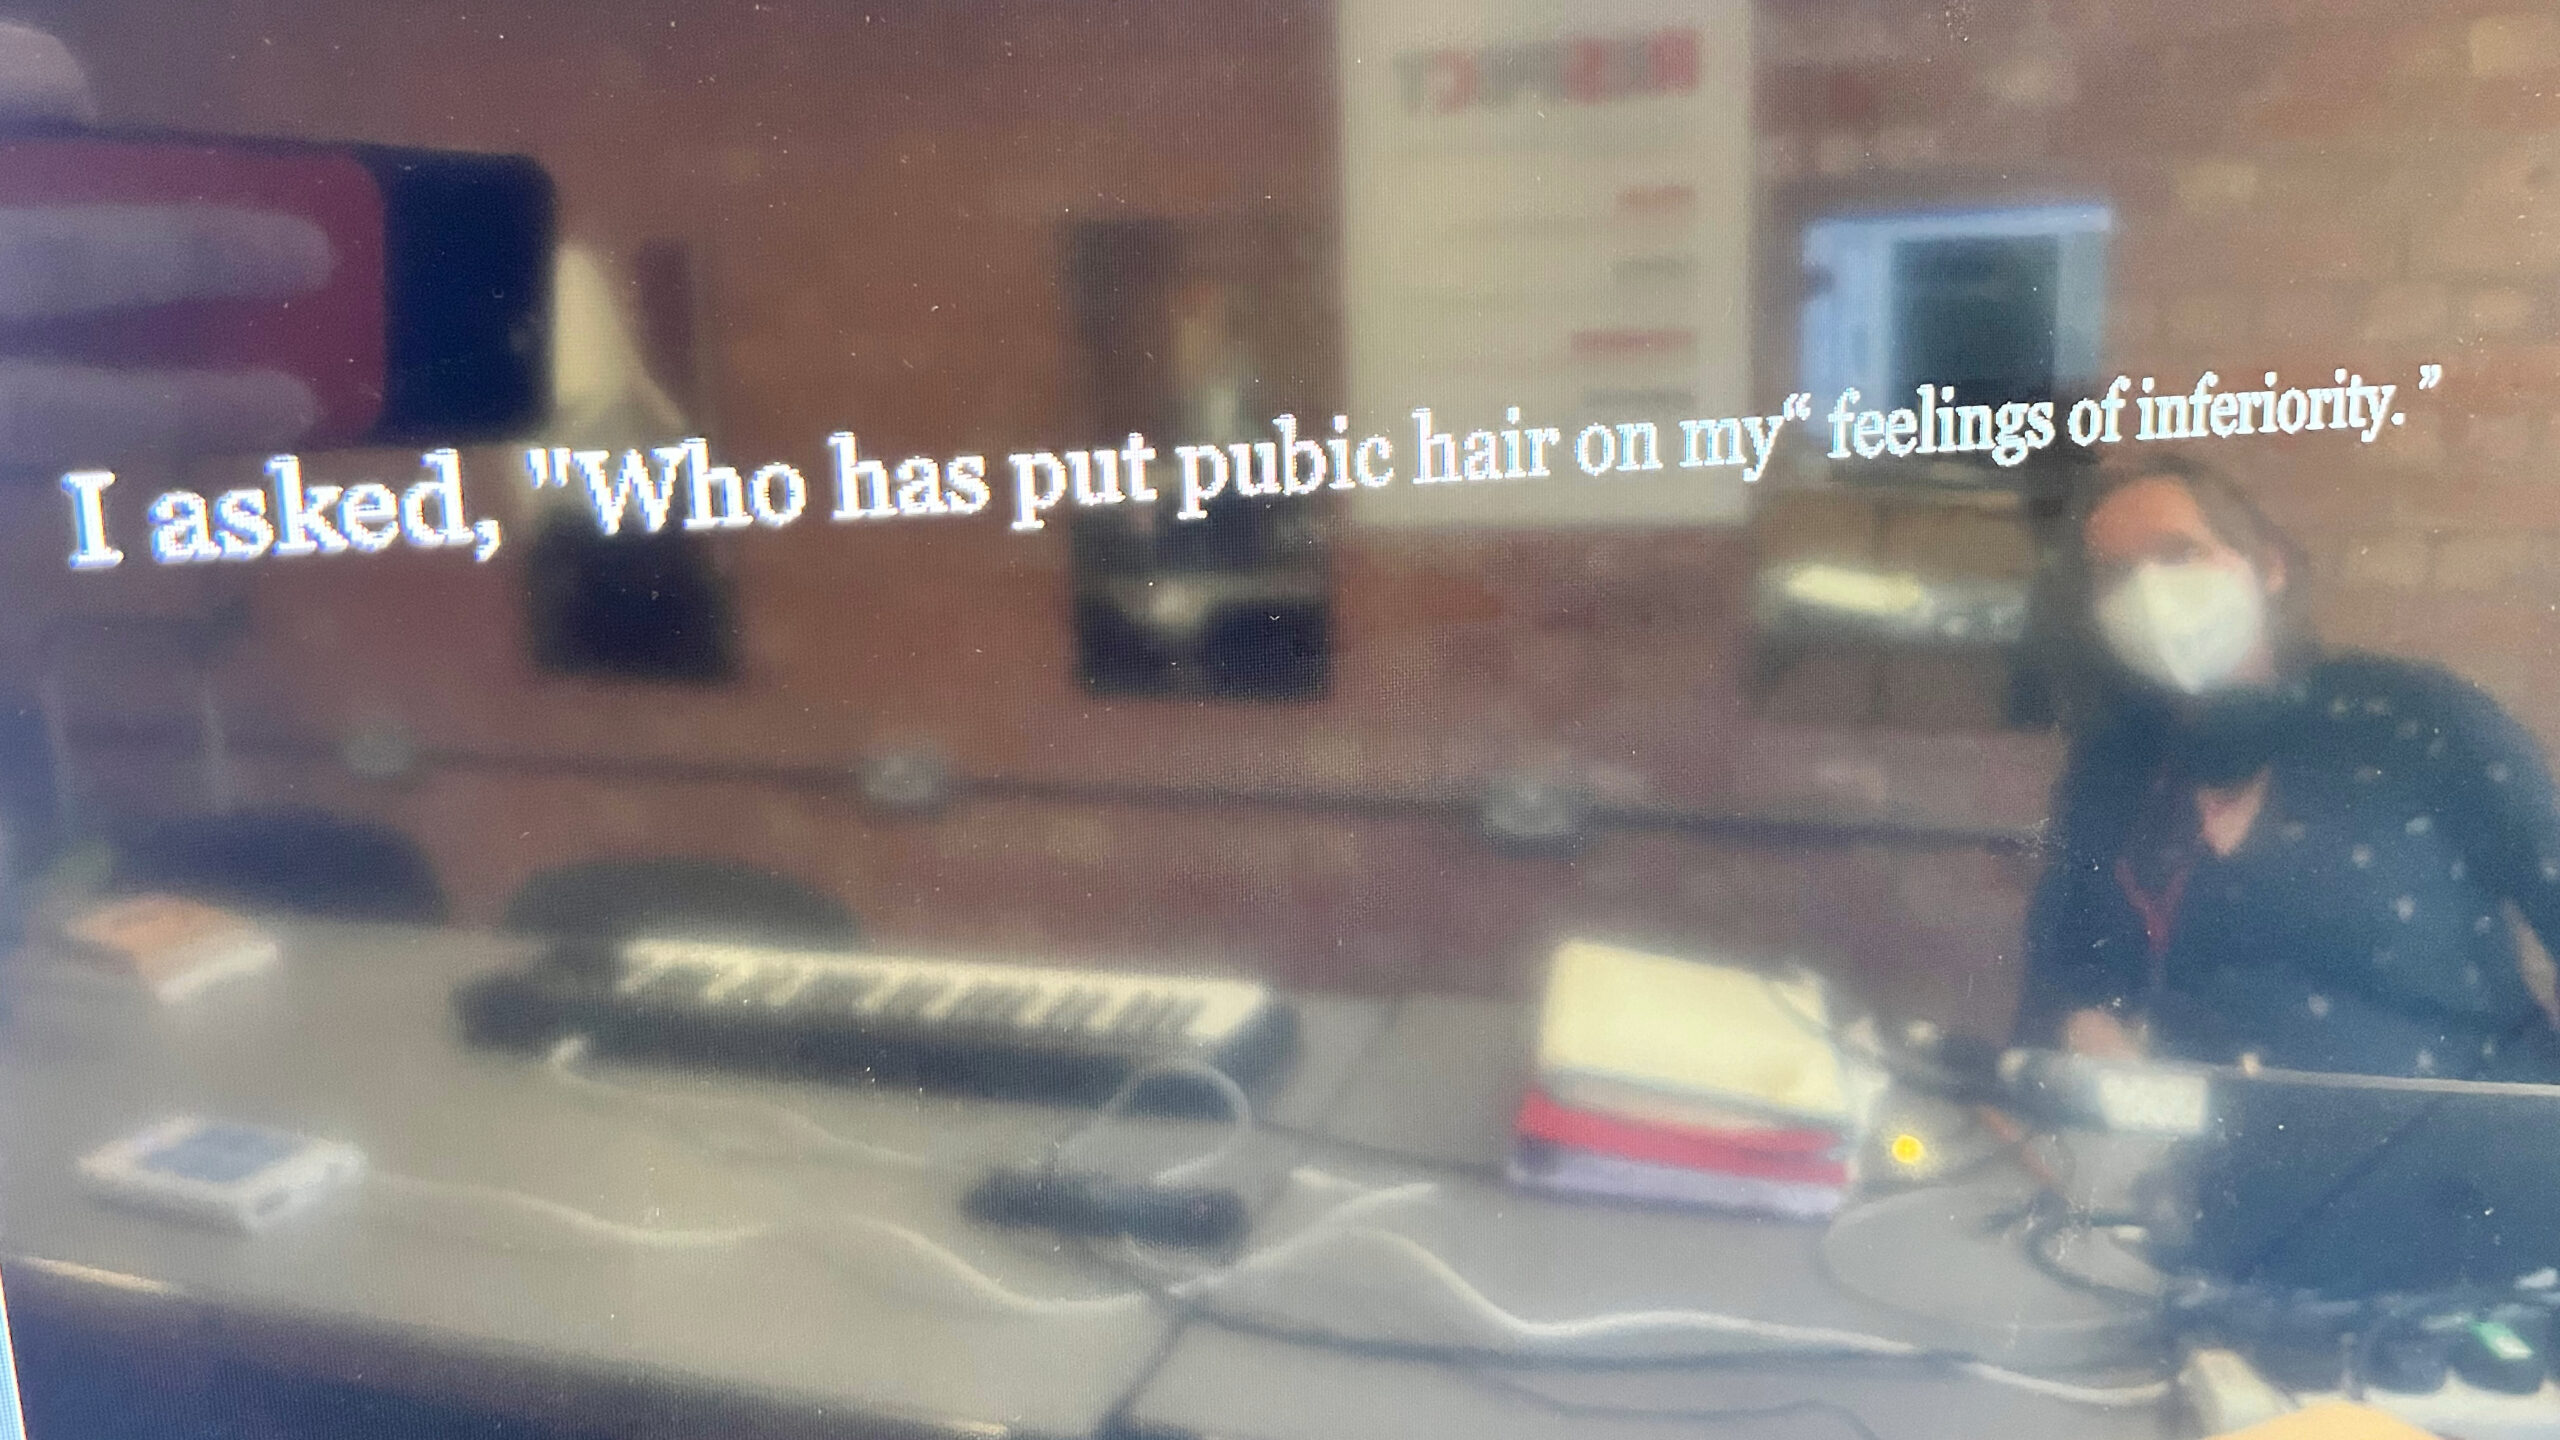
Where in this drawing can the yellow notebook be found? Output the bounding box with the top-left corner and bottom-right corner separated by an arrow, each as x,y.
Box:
2210,1402 -> 2432,1440
1535,939 -> 1850,1131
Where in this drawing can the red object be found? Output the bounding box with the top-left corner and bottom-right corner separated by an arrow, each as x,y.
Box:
0,136 -> 387,442
2115,851 -> 2195,966
1515,1088 -> 1849,1185
1618,184 -> 1696,215
1570,327 -> 1695,357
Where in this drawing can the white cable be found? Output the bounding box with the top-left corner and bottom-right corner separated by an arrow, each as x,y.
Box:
1152,1064 -> 1254,1184
1158,1172 -> 2166,1404
375,1170 -> 1145,1318
1179,1223 -> 2166,1408
1167,1178 -> 1439,1298
371,1171 -> 770,1250
1949,1360 -> 2169,1406
1057,1056 -> 1255,1185
1284,1164 -> 1396,1198
536,1040 -> 2161,1403
1126,1170 -> 1440,1291
1187,1223 -> 1909,1348
543,1035 -> 932,1170
517,1043 -> 1222,1318
800,1212 -> 1148,1318
373,1114 -> 2157,1402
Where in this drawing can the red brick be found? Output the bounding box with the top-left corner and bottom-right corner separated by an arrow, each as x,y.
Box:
2364,282 -> 2453,343
1756,491 -> 1881,565
2433,530 -> 2544,593
2245,28 -> 2464,145
2469,14 -> 2560,77
1879,654 -> 2010,732
2471,79 -> 2560,133
2120,217 -> 2400,293
2462,287 -> 2539,335
1762,649 -> 1880,728
2244,449 -> 2418,535
2384,467 -> 2560,535
2413,135 -> 2560,277
2465,412 -> 2538,467
1878,503 -> 2035,580
2260,286 -> 2355,347
2336,534 -> 2431,591
2444,345 -> 2560,410
2175,160 -> 2259,216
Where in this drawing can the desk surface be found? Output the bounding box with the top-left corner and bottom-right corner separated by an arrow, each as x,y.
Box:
1125,996 -> 2177,1440
0,931 -> 2178,1440
0,922 -> 1386,1439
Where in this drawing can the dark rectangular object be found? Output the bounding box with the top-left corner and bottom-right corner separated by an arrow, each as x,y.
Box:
0,129 -> 550,446
2165,1066 -> 2560,1297
1891,234 -> 2059,407
964,1168 -> 1247,1249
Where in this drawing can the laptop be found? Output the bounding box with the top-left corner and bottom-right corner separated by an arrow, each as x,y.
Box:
2161,1066 -> 2560,1298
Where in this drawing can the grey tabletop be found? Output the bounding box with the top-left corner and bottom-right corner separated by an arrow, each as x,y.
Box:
1124,995 -> 2179,1440
0,921 -> 1390,1440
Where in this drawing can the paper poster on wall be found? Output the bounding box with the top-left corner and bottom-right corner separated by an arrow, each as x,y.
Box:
1340,0 -> 1754,528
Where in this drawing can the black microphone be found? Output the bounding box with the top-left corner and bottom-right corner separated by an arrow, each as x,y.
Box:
964,1166 -> 1247,1250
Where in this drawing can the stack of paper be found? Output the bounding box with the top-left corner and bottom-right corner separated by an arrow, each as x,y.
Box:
1508,939 -> 1860,1220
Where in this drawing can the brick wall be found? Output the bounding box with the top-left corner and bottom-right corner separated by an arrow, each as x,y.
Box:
9,0 -> 2552,1035
1759,0 -> 2560,721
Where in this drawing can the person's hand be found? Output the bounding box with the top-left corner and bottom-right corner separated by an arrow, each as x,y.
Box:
0,22 -> 330,470
2063,1006 -> 2146,1060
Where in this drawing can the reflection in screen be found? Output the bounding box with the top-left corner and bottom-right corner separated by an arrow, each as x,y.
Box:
0,2 -> 2554,1438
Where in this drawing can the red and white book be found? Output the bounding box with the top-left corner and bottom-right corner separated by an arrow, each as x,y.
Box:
58,894 -> 280,1003
1507,1141 -> 1846,1221
1514,1087 -> 1849,1187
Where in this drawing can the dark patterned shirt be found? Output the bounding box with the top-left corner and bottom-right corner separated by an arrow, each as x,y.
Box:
2019,653 -> 2560,1080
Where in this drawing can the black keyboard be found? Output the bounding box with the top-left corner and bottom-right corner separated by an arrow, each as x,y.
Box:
455,936 -> 1297,1104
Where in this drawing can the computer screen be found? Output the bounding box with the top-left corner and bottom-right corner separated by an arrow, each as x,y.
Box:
0,1 -> 2553,1436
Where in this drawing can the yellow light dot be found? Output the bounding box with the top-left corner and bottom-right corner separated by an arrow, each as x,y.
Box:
1888,1133 -> 1928,1167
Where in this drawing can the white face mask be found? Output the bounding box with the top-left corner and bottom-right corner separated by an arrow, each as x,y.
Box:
2096,561 -> 2267,696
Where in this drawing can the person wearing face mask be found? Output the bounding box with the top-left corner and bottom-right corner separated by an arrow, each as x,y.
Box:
2015,454 -> 2560,1081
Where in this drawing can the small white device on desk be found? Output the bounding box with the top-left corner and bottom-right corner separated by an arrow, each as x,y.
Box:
79,1117 -> 363,1233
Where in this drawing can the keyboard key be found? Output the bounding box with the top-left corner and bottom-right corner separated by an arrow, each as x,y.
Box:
628,966 -> 717,1005
1108,993 -> 1166,1036
954,983 -> 1038,1026
879,976 -> 950,1019
1158,996 -> 1206,1039
723,966 -> 802,1006
1040,987 -> 1109,1031
944,983 -> 997,1023
797,971 -> 878,1012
